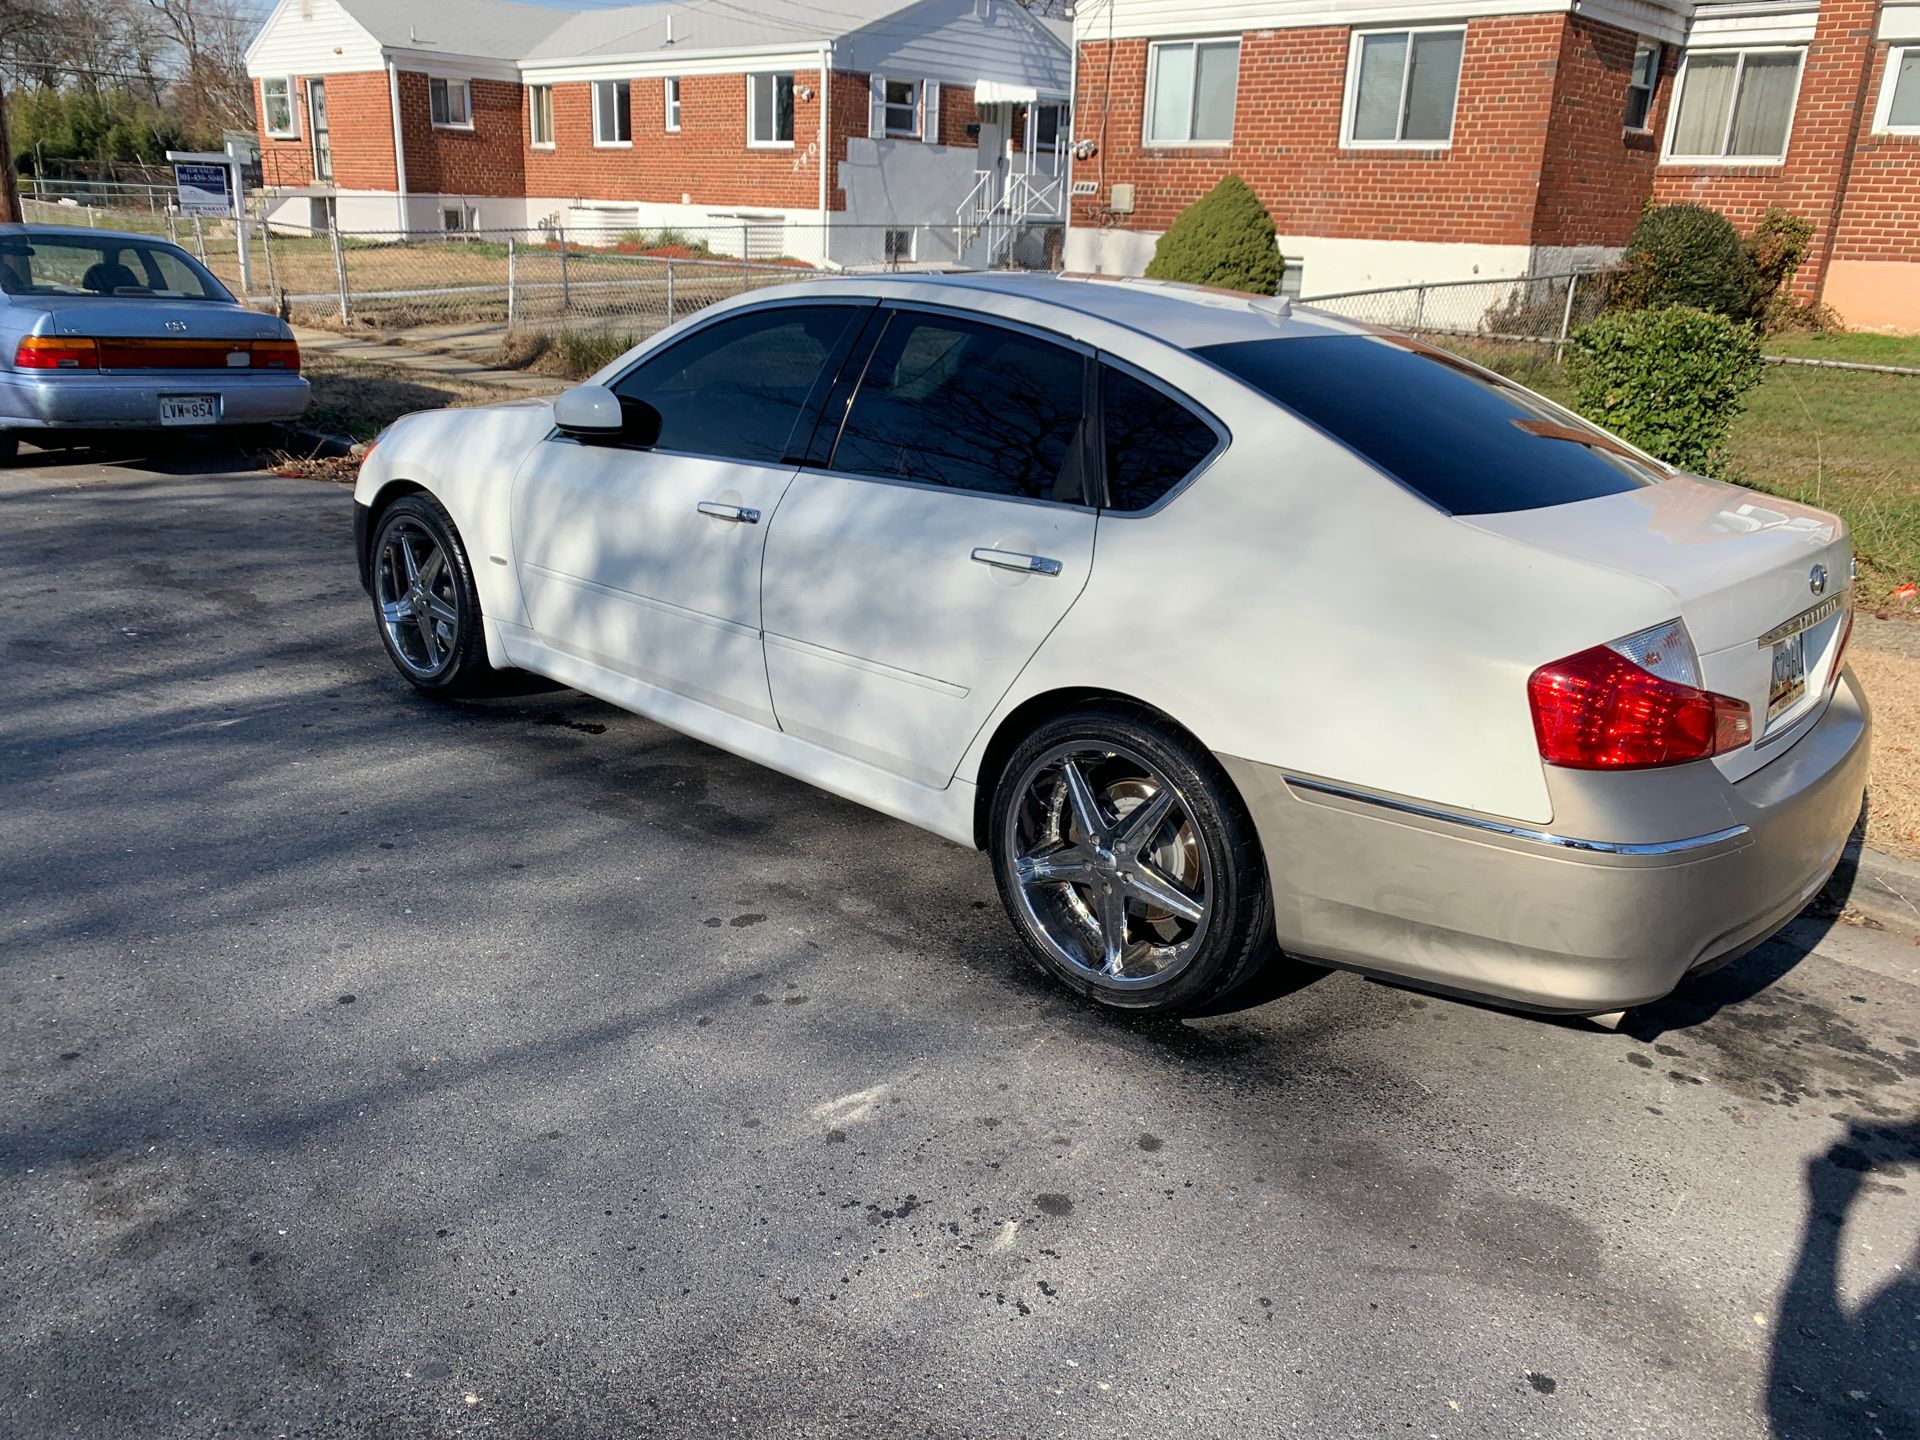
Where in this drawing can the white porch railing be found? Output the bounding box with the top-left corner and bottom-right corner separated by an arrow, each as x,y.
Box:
955,169 -> 1066,267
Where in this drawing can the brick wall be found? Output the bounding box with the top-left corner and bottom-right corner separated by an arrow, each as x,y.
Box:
253,72 -> 397,192
1071,17 -> 1572,246
1827,40 -> 1920,265
397,73 -> 528,199
519,69 -> 853,212
1651,0 -> 1881,297
1531,17 -> 1672,247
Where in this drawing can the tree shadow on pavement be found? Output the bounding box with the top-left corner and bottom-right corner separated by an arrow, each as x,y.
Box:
1767,1116 -> 1920,1439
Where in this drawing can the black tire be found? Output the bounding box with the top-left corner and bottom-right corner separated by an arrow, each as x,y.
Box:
988,703 -> 1277,1015
0,434 -> 17,466
367,492 -> 496,698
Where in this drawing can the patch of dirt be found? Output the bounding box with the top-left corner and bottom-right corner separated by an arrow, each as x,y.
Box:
1849,630 -> 1920,859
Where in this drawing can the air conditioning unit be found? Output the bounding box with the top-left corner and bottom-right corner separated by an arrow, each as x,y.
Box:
1108,183 -> 1135,215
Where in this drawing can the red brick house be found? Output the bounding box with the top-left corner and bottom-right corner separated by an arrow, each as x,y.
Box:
243,0 -> 1072,267
1066,0 -> 1920,329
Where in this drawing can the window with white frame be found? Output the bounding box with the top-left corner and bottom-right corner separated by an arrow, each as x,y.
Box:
262,76 -> 298,138
749,73 -> 795,146
884,227 -> 915,264
1875,44 -> 1920,133
1344,27 -> 1464,146
594,79 -> 633,145
441,204 -> 478,234
429,77 -> 472,128
1625,40 -> 1662,130
529,84 -> 554,146
1146,39 -> 1239,144
665,76 -> 682,132
1665,48 -> 1802,161
883,78 -> 920,136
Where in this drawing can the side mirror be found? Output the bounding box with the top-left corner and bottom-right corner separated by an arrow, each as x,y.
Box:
552,384 -> 625,440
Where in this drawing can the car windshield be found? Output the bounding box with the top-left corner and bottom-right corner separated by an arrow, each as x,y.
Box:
0,233 -> 234,302
1195,332 -> 1664,515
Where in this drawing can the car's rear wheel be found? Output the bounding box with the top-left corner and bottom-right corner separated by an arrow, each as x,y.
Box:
369,494 -> 493,697
988,706 -> 1276,1014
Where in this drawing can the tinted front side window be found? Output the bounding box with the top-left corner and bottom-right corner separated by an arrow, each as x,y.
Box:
612,306 -> 856,464
831,311 -> 1087,502
1101,366 -> 1218,511
1196,335 -> 1660,515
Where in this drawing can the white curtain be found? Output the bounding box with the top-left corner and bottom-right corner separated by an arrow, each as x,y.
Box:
1150,44 -> 1195,142
1671,53 -> 1737,155
1729,52 -> 1799,155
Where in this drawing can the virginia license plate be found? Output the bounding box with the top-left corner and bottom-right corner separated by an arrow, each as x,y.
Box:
1767,631 -> 1807,723
159,396 -> 217,425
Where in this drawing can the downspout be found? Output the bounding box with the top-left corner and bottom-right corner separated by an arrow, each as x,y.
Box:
818,42 -> 833,269
387,59 -> 409,233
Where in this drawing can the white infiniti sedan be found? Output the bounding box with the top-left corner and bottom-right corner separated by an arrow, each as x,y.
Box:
352,273 -> 1869,1019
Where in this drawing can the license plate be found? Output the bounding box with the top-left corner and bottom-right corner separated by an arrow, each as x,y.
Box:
1767,630 -> 1807,723
160,396 -> 217,425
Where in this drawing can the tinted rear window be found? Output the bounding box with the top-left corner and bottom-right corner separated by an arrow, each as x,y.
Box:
1195,335 -> 1661,515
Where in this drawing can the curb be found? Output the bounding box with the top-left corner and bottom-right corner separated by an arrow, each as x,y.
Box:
1832,840 -> 1920,935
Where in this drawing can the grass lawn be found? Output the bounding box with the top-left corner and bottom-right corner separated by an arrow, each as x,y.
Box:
1759,331 -> 1920,368
299,353 -> 524,443
1452,340 -> 1920,603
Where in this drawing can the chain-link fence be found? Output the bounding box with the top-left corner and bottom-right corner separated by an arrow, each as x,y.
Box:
17,203 -> 1065,347
1300,270 -> 1621,353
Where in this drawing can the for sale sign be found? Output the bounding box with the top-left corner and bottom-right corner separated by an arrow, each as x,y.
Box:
173,162 -> 234,217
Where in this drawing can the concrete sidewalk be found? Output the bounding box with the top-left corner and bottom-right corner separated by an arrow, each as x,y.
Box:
293,324 -> 567,398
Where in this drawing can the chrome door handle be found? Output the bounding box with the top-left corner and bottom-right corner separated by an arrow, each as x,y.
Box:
971,547 -> 1062,576
697,501 -> 761,523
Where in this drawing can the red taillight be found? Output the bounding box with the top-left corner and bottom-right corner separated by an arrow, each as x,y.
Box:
1529,644 -> 1752,770
14,336 -> 99,370
252,339 -> 301,372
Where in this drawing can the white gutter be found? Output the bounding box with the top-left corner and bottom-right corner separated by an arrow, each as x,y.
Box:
387,59 -> 409,231
818,41 -> 832,269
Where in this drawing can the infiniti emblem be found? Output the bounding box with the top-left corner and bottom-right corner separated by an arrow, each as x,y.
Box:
1809,564 -> 1828,597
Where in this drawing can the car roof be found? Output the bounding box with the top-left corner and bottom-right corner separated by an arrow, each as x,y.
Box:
0,223 -> 185,244
813,270 -> 1370,353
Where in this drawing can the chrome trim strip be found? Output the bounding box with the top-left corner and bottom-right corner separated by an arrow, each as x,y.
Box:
1282,775 -> 1751,856
1757,591 -> 1848,647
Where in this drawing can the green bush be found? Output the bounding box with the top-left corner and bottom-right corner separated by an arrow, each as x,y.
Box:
1142,175 -> 1285,296
1566,305 -> 1765,477
1744,207 -> 1817,331
1613,204 -> 1757,320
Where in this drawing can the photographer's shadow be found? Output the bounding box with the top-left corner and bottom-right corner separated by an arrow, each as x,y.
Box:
1767,1117 -> 1920,1439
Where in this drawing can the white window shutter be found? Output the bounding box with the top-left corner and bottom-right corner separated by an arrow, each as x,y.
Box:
870,74 -> 886,137
923,81 -> 940,143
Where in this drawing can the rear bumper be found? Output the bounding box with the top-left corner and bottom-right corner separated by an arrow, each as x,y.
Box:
0,371 -> 310,429
1221,668 -> 1872,1015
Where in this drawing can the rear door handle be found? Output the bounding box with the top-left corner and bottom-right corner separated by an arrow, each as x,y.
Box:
697,501 -> 761,524
971,547 -> 1062,576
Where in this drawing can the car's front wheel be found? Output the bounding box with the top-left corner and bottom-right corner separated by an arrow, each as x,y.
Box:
368,494 -> 493,697
988,706 -> 1276,1014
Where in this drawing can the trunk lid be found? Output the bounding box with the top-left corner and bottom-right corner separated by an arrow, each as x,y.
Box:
1463,474 -> 1852,782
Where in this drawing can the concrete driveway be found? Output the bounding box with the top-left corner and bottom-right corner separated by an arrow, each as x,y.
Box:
3,447 -> 1917,1440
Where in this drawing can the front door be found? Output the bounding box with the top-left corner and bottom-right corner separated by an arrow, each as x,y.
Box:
974,105 -> 1010,208
760,307 -> 1097,788
510,303 -> 868,727
307,79 -> 333,184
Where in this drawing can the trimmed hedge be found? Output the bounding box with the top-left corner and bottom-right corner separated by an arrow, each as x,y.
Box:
1142,174 -> 1285,296
1566,305 -> 1765,477
1613,204 -> 1757,320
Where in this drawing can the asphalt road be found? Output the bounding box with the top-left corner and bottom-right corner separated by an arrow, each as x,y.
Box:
3,445 -> 1918,1440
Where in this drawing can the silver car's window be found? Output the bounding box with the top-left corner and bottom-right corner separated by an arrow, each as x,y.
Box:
0,235 -> 233,302
1196,333 -> 1662,516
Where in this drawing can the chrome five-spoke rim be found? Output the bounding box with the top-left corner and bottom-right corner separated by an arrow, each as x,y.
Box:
1005,742 -> 1213,991
375,519 -> 460,677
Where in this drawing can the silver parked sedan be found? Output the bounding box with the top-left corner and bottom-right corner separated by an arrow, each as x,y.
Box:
0,224 -> 308,461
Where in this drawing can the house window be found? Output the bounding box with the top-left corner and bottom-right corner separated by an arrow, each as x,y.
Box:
1665,48 -> 1802,161
884,227 -> 915,263
529,84 -> 554,146
1875,45 -> 1920,133
441,204 -> 478,234
1034,104 -> 1064,151
884,78 -> 920,136
1146,39 -> 1239,144
665,76 -> 682,132
1625,41 -> 1662,131
749,73 -> 795,146
1344,27 -> 1465,146
262,77 -> 298,138
594,79 -> 633,145
429,77 -> 472,129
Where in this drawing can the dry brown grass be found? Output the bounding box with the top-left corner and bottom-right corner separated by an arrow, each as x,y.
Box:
1851,640 -> 1920,859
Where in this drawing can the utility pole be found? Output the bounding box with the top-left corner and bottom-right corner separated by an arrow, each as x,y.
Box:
0,76 -> 22,223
